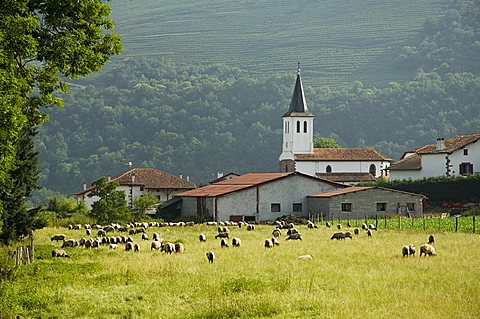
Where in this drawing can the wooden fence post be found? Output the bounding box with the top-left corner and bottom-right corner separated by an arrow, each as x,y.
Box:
375,215 -> 378,229
384,215 -> 387,229
473,216 -> 476,234
455,216 -> 459,232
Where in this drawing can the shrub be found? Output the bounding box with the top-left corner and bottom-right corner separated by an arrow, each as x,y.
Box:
0,245 -> 16,282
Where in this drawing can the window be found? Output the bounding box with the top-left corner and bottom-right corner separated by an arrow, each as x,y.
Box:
140,186 -> 144,191
326,165 -> 332,173
463,149 -> 468,156
271,203 -> 281,212
303,121 -> 307,133
369,164 -> 376,176
296,121 -> 300,133
284,122 -> 287,133
459,163 -> 474,176
293,203 -> 302,212
407,203 -> 415,212
287,121 -> 289,133
341,203 -> 352,212
376,203 -> 386,212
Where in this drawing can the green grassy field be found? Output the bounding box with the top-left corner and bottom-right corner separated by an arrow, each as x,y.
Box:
109,0 -> 447,87
1,222 -> 479,318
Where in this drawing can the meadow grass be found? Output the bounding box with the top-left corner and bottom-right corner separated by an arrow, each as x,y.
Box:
1,224 -> 479,318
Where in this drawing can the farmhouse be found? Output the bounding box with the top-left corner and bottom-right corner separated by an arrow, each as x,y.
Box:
278,67 -> 391,183
171,172 -> 346,222
307,186 -> 426,218
74,168 -> 196,209
387,134 -> 480,180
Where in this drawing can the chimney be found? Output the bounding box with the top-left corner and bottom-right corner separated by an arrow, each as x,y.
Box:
179,173 -> 183,180
186,176 -> 190,182
217,172 -> 224,179
436,138 -> 445,151
107,175 -> 111,182
83,182 -> 87,191
131,174 -> 136,183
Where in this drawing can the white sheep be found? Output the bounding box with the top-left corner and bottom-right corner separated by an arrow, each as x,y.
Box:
220,239 -> 229,248
109,243 -> 118,250
61,239 -> 78,248
337,223 -> 342,230
206,251 -> 215,263
174,243 -> 185,253
298,254 -> 313,260
141,233 -> 149,241
420,244 -> 436,257
50,234 -> 66,242
232,237 -> 241,247
272,229 -> 281,237
307,221 -> 318,229
125,242 -> 133,251
264,239 -> 274,248
134,243 -> 140,252
151,241 -> 162,251
199,234 -> 207,242
52,249 -> 70,258
246,224 -> 255,231
161,242 -> 175,254
428,234 -> 435,245
367,229 -> 373,237
286,233 -> 302,240
271,237 -> 280,246
402,244 -> 416,257
152,232 -> 160,241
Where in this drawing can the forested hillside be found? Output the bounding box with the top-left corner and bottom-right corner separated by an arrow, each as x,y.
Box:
108,0 -> 447,87
36,0 -> 480,197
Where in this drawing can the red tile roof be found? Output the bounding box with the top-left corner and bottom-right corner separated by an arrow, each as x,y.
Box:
388,154 -> 422,171
296,148 -> 391,161
416,134 -> 480,154
74,168 -> 195,195
308,186 -> 426,198
316,172 -> 376,183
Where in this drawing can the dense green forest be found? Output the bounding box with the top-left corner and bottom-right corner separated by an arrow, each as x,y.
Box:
35,0 -> 480,199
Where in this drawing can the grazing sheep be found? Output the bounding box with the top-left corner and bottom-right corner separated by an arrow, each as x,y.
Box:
428,234 -> 435,245
50,234 -> 66,242
161,243 -> 175,254
220,239 -> 229,248
151,241 -> 162,251
286,228 -> 299,236
215,232 -> 229,239
174,243 -> 185,253
347,221 -> 351,227
125,242 -> 133,251
127,236 -> 134,243
354,228 -> 360,235
307,221 -> 318,229
79,237 -> 86,247
128,229 -> 136,235
86,229 -> 91,236
61,239 -> 78,248
134,243 -> 140,252
141,233 -> 149,241
368,224 -> 377,231
286,233 -> 302,240
97,229 -> 106,237
232,237 -> 241,247
420,244 -> 436,257
361,223 -> 368,230
264,239 -> 274,248
84,239 -> 93,248
52,249 -> 70,258
287,223 -> 295,229
326,222 -> 331,228
74,224 -> 82,230
402,245 -> 416,257
298,254 -> 313,260
271,237 -> 280,246
68,224 -> 73,230
109,243 -> 118,250
199,234 -> 207,242
152,232 -> 160,241
246,224 -> 255,231
272,229 -> 281,237
91,239 -> 100,248
337,223 -> 342,230
330,232 -> 346,240
367,229 -> 373,237
206,251 -> 215,263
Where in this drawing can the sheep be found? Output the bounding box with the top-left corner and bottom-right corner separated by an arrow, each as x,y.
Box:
367,229 -> 373,237
61,239 -> 78,248
232,237 -> 241,247
307,221 -> 318,229
215,232 -> 229,239
79,237 -> 86,247
109,243 -> 118,250
361,223 -> 368,230
68,225 -> 73,230
330,232 -> 346,240
298,254 -> 313,260
134,243 -> 140,252
368,224 -> 377,231
428,234 -> 435,245
74,224 -> 82,230
128,229 -> 136,235
337,223 -> 342,230
286,233 -> 302,240
86,229 -> 91,236
326,222 -> 331,228
347,221 -> 351,228
354,228 -> 360,235
286,228 -> 299,236
271,237 -> 280,246
220,239 -> 229,248
97,229 -> 106,237
161,243 -> 175,254
125,242 -> 133,251
344,231 -> 353,239
141,233 -> 149,241
152,232 -> 160,241
402,244 -> 416,257
246,224 -> 255,231
206,251 -> 215,263
151,241 -> 162,251
91,239 -> 100,248
287,223 -> 295,229
264,239 -> 274,248
199,234 -> 207,242
420,244 -> 436,257
52,249 -> 70,258
174,243 -> 185,253
272,229 -> 281,238
50,234 -> 66,242
84,239 -> 93,248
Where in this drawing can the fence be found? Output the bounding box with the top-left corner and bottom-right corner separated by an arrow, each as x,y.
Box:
12,230 -> 35,266
308,213 -> 477,234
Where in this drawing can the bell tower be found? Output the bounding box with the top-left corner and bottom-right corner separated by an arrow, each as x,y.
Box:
279,64 -> 314,172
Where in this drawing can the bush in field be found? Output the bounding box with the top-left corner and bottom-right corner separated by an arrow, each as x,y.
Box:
88,177 -> 132,224
0,245 -> 16,282
47,196 -> 88,218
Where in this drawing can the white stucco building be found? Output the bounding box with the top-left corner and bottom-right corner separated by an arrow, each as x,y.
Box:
74,168 -> 196,209
278,68 -> 391,183
388,134 -> 480,180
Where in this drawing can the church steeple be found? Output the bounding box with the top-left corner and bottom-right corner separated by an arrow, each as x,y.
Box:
283,63 -> 313,117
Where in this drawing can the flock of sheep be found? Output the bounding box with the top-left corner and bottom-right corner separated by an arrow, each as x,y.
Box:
49,220 -> 437,262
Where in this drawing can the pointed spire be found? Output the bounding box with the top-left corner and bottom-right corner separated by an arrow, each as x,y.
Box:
283,63 -> 313,117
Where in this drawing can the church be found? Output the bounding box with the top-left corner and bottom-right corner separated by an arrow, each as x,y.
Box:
278,68 -> 391,184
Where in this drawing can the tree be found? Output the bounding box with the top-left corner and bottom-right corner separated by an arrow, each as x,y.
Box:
0,0 -> 122,240
313,137 -> 341,148
132,192 -> 159,221
88,177 -> 131,224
